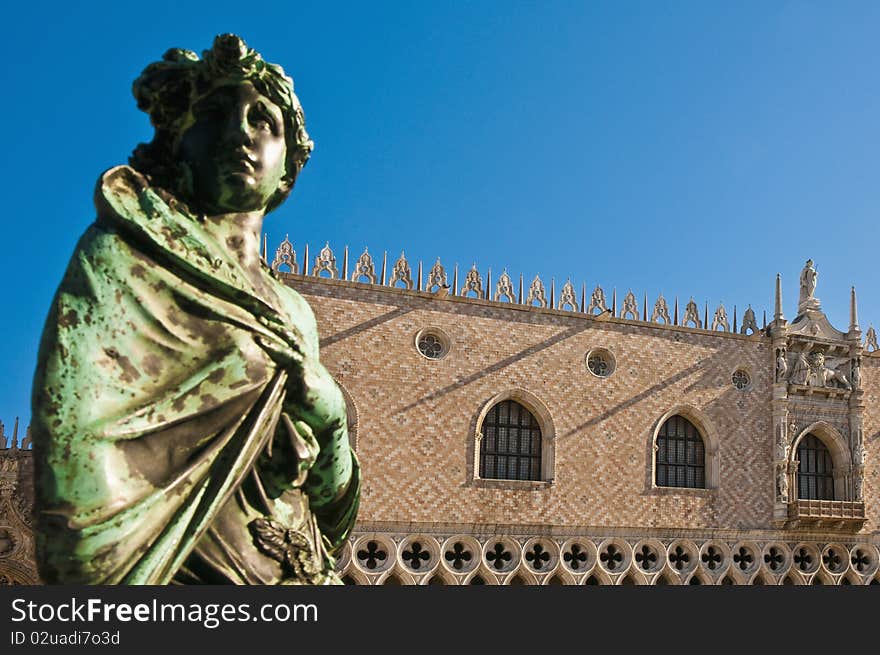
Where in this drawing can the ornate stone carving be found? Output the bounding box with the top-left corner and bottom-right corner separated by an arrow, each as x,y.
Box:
557,279 -> 578,312
775,464 -> 788,502
270,235 -> 298,273
775,348 -> 788,383
775,422 -> 791,462
711,304 -> 729,332
651,295 -> 671,324
460,264 -> 483,298
789,351 -> 810,385
682,298 -> 701,328
526,276 -> 547,308
808,351 -> 851,389
586,285 -> 607,315
0,422 -> 5,450
312,242 -> 339,278
865,325 -> 878,352
851,357 -> 861,389
789,349 -> 852,389
350,248 -> 377,284
740,305 -> 759,335
798,258 -> 820,313
388,252 -> 413,289
426,258 -> 448,293
854,471 -> 864,502
494,270 -> 515,302
0,527 -> 16,558
619,290 -> 638,320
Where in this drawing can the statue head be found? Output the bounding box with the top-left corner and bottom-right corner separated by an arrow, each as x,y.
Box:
130,34 -> 313,214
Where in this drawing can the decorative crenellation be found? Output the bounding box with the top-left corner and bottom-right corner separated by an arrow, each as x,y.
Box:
494,270 -> 515,303
350,248 -> 377,284
558,280 -> 579,312
388,252 -> 413,290
460,264 -> 483,299
269,239 -> 863,338
338,532 -> 880,585
270,235 -> 298,273
311,242 -> 339,278
526,276 -> 548,308
866,325 -> 878,353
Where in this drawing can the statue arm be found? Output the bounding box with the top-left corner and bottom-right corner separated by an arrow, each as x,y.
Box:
272,285 -> 360,551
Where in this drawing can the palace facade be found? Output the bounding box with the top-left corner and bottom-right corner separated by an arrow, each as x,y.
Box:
2,243 -> 878,585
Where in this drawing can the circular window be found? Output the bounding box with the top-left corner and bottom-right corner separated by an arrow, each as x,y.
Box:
586,349 -> 615,378
415,328 -> 450,360
732,369 -> 750,390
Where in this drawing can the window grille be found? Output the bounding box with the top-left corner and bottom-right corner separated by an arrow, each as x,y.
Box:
479,399 -> 542,481
797,434 -> 834,500
655,415 -> 705,488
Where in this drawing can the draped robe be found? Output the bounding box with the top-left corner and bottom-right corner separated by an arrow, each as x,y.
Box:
31,165 -> 359,584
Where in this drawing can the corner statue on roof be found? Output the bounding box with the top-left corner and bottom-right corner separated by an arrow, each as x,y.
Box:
31,34 -> 360,584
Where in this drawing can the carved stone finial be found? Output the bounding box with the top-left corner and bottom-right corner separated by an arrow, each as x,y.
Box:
683,298 -> 701,329
0,420 -> 6,449
21,426 -> 32,450
426,258 -> 448,292
312,242 -> 339,278
526,275 -> 548,308
271,235 -> 298,273
494,269 -> 515,302
865,325 -> 878,352
586,284 -> 607,315
557,279 -> 578,311
388,251 -> 413,289
740,305 -> 759,335
651,294 -> 671,324
350,247 -> 377,283
460,264 -> 483,298
798,258 -> 820,313
710,303 -> 729,332
619,290 -> 639,320
774,273 -> 784,323
849,286 -> 860,334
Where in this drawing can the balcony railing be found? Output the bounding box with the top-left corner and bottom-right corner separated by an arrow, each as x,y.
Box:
787,499 -> 866,529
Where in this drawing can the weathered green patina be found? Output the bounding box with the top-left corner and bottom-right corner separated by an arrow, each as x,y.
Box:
31,35 -> 359,584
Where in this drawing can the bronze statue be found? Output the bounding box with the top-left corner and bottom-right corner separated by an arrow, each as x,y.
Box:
31,34 -> 359,584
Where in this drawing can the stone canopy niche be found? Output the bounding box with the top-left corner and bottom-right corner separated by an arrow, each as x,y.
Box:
768,259 -> 865,530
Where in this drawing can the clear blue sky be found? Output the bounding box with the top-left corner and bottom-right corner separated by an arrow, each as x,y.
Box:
2,1 -> 878,441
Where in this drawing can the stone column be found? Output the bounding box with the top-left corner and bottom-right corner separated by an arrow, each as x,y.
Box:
769,316 -> 790,525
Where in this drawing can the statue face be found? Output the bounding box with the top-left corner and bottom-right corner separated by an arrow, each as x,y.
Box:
176,81 -> 288,213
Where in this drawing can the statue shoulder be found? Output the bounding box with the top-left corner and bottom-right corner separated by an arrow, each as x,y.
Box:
94,165 -> 189,226
93,165 -> 156,225
94,165 -> 149,206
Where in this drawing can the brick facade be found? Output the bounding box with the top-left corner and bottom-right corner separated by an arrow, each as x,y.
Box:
3,255 -> 878,585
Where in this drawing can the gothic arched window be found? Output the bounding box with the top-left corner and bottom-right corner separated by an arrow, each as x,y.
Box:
797,434 -> 834,500
655,415 -> 705,488
479,399 -> 542,481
